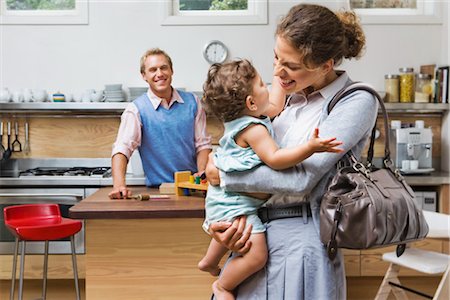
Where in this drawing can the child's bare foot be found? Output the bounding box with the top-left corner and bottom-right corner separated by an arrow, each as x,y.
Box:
198,259 -> 221,276
212,280 -> 235,300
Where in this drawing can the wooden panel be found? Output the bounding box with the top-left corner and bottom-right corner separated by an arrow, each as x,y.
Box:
342,249 -> 361,255
85,218 -> 214,300
3,115 -> 222,160
360,239 -> 443,255
360,254 -> 439,277
3,117 -> 120,159
439,184 -> 449,214
344,255 -> 360,277
368,114 -> 441,158
206,116 -> 223,145
0,255 -> 85,279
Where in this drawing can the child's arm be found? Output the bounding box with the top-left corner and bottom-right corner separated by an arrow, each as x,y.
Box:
236,125 -> 342,170
264,78 -> 287,119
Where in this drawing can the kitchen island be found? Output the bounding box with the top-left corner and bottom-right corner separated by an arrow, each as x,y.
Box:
69,187 -> 214,300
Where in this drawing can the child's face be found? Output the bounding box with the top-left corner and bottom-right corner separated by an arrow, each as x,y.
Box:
250,74 -> 270,115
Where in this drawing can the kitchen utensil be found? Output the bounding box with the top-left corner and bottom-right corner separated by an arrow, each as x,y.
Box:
0,122 -> 5,159
3,122 -> 12,160
126,194 -> 170,201
23,121 -> 30,155
11,121 -> 22,152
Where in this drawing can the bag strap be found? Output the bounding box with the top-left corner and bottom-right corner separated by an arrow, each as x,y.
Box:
327,82 -> 392,167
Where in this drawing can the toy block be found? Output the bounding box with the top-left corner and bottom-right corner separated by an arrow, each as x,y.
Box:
174,171 -> 208,196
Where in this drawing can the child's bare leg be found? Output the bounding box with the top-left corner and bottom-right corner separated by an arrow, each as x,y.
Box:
214,233 -> 268,300
198,239 -> 229,276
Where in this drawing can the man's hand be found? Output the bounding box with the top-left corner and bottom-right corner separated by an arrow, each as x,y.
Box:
205,152 -> 220,186
209,216 -> 252,255
108,185 -> 131,199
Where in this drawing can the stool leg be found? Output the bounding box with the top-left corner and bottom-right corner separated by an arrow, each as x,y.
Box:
42,241 -> 49,300
70,236 -> 80,300
18,241 -> 26,300
10,238 -> 19,300
375,263 -> 408,300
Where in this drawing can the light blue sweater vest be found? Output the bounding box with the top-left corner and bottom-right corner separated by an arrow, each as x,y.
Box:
133,90 -> 198,186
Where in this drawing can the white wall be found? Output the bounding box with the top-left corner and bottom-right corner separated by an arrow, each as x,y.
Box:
0,0 -> 448,94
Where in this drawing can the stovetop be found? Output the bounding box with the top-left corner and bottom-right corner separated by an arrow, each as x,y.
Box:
19,167 -> 111,177
0,158 -> 145,187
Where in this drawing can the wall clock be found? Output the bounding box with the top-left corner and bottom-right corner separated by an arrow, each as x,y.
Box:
203,40 -> 228,64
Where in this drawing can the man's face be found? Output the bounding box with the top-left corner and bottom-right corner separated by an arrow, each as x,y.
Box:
141,54 -> 173,97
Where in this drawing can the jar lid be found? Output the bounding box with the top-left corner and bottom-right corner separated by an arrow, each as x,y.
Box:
385,74 -> 399,79
417,73 -> 431,79
399,67 -> 414,73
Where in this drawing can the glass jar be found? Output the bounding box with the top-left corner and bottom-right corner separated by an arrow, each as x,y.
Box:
414,73 -> 432,103
384,74 -> 399,102
399,67 -> 415,103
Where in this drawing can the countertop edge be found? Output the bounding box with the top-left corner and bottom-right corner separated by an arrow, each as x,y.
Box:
69,210 -> 205,219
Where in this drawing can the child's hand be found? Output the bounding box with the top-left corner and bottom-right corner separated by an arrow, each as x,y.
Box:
308,128 -> 343,153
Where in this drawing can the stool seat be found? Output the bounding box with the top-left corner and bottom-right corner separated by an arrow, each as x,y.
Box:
3,204 -> 81,300
6,218 -> 82,241
383,248 -> 449,274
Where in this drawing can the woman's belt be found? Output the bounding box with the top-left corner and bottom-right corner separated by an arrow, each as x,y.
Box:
258,203 -> 312,223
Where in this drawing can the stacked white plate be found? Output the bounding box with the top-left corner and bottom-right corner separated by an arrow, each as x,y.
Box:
104,84 -> 126,102
129,87 -> 148,101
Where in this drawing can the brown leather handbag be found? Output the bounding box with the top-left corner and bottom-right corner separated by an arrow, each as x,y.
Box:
320,83 -> 429,260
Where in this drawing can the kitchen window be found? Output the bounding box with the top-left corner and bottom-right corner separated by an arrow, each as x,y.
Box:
0,0 -> 88,25
161,0 -> 267,25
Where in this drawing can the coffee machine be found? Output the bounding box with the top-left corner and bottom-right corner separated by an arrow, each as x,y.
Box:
390,122 -> 434,174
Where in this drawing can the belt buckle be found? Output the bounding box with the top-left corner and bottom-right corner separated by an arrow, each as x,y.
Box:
258,207 -> 269,223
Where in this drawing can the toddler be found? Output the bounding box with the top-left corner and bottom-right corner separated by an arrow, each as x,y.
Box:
198,59 -> 342,300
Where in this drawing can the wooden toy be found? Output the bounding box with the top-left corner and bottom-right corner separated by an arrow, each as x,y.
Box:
126,194 -> 170,201
174,171 -> 208,196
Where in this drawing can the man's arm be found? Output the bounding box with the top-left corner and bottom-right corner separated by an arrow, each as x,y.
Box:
109,103 -> 141,199
196,148 -> 211,175
220,91 -> 378,194
109,153 -> 131,199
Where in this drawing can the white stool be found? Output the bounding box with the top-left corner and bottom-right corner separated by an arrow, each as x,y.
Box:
375,211 -> 450,300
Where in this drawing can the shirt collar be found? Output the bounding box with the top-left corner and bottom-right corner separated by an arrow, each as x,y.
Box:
285,71 -> 349,107
146,87 -> 184,110
317,70 -> 349,101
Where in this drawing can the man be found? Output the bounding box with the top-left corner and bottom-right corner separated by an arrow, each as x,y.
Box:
109,48 -> 212,199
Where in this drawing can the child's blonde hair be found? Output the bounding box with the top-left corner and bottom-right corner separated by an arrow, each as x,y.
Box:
202,59 -> 257,122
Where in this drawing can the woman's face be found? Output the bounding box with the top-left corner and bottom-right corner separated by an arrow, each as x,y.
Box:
273,36 -> 330,94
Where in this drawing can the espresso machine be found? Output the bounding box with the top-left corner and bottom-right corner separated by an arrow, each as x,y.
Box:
390,122 -> 434,174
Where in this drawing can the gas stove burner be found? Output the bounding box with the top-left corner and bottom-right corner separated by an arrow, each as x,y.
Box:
19,167 -> 111,177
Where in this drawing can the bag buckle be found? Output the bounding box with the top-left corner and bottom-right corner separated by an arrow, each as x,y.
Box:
353,162 -> 372,179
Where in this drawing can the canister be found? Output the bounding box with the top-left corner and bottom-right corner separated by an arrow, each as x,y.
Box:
399,67 -> 415,103
414,73 -> 432,103
384,74 -> 399,102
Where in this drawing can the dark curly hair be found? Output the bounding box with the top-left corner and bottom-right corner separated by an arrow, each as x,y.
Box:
202,59 -> 257,122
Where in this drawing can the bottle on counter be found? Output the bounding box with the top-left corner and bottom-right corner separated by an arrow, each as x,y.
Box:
415,73 -> 432,103
399,67 -> 415,103
384,74 -> 399,102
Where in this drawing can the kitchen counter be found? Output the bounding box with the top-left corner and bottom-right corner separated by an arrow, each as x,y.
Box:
69,186 -> 204,219
68,187 -> 212,300
404,171 -> 450,186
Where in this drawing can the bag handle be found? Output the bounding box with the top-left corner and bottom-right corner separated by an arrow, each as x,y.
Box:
327,82 -> 392,167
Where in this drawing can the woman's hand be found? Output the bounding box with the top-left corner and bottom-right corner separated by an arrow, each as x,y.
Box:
209,216 -> 253,255
205,152 -> 220,186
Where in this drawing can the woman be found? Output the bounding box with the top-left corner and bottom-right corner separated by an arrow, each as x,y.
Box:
206,4 -> 378,299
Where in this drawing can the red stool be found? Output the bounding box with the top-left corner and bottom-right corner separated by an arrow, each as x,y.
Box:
4,204 -> 82,300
